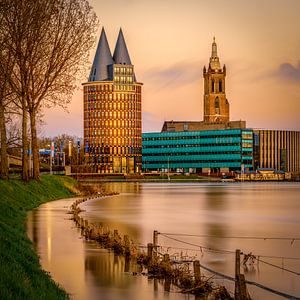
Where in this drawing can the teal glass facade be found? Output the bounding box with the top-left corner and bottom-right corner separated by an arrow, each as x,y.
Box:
142,129 -> 253,173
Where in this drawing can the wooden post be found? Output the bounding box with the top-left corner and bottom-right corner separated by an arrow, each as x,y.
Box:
147,243 -> 153,261
235,249 -> 241,299
114,229 -> 118,241
124,255 -> 130,273
239,274 -> 249,299
193,260 -> 201,284
124,235 -> 130,256
164,277 -> 171,292
163,253 -> 170,263
153,230 -> 158,247
153,230 -> 158,258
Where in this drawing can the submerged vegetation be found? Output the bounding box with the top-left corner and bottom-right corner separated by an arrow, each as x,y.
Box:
0,175 -> 78,299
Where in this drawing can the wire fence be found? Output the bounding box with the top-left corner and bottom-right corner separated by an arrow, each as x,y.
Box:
156,231 -> 300,299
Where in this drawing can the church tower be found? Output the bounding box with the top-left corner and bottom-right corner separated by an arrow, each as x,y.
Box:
203,38 -> 229,123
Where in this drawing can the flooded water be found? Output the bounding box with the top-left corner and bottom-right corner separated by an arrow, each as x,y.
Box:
27,182 -> 300,300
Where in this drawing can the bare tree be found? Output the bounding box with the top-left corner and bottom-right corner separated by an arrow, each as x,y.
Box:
0,4 -> 16,180
1,0 -> 98,180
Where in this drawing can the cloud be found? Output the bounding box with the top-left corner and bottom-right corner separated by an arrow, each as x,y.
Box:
142,61 -> 203,91
276,62 -> 300,82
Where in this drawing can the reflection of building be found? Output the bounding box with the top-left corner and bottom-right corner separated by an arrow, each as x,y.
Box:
254,130 -> 300,173
142,129 -> 253,173
162,38 -> 246,133
83,28 -> 142,174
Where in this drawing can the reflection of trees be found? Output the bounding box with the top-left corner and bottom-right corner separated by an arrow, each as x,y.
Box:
102,182 -> 140,194
204,186 -> 227,210
82,182 -> 143,243
27,210 -> 39,248
84,251 -> 137,288
203,186 -> 230,266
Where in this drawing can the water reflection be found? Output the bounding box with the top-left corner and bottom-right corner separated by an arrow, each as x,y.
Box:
27,182 -> 300,300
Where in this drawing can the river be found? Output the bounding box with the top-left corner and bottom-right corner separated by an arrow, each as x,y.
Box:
27,182 -> 300,300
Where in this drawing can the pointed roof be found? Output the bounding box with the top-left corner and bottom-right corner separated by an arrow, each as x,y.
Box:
89,27 -> 114,82
209,37 -> 221,70
113,28 -> 132,65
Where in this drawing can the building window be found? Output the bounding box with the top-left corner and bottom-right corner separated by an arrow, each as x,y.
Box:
212,80 -> 215,93
215,97 -> 220,114
219,80 -> 222,92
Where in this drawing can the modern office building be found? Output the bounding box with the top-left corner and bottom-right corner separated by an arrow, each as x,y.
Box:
254,130 -> 300,173
162,38 -> 246,133
83,28 -> 142,173
142,129 -> 253,173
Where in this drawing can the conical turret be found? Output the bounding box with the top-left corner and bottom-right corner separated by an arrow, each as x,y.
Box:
209,37 -> 221,70
113,28 -> 132,65
89,27 -> 114,81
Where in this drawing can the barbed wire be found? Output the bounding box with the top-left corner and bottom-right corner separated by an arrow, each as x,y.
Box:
255,257 -> 300,276
159,233 -> 235,254
159,232 -> 300,243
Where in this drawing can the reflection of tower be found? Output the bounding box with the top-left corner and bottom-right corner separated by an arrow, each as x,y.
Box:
83,28 -> 142,174
203,38 -> 229,123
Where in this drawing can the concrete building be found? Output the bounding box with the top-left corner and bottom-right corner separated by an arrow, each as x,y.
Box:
254,130 -> 300,173
83,28 -> 142,173
162,38 -> 246,133
142,129 -> 253,173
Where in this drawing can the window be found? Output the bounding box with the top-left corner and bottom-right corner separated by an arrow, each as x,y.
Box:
219,80 -> 223,93
215,97 -> 220,114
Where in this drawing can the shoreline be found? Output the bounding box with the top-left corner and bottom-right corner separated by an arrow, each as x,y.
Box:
0,175 -> 80,300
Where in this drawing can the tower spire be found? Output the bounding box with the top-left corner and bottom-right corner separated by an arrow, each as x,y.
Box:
113,28 -> 132,65
209,37 -> 220,70
89,27 -> 114,81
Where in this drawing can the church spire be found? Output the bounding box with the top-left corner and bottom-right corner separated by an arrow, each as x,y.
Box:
113,28 -> 132,65
89,27 -> 114,81
209,37 -> 221,70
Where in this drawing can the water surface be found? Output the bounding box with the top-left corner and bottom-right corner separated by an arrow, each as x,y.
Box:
27,182 -> 300,300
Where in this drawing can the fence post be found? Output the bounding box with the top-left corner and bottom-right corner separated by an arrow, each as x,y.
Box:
239,274 -> 248,299
235,249 -> 241,299
163,253 -> 170,263
124,235 -> 130,256
193,260 -> 201,284
153,230 -> 158,258
147,243 -> 153,261
114,229 -> 119,241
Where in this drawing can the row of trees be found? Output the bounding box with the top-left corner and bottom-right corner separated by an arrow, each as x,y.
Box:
0,0 -> 98,181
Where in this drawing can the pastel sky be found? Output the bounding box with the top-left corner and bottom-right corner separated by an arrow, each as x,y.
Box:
42,0 -> 300,137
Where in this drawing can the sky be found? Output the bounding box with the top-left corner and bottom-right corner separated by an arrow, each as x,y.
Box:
42,0 -> 300,137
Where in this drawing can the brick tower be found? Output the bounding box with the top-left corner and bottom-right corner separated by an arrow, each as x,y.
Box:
203,38 -> 229,123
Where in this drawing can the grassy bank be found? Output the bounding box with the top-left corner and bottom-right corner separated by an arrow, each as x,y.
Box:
0,175 -> 79,300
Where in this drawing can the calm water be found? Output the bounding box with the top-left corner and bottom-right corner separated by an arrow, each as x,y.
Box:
27,182 -> 300,300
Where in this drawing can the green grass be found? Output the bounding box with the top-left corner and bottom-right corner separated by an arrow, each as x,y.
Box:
0,175 -> 78,300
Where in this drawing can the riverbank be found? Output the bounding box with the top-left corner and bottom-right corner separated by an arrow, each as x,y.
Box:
0,175 -> 79,300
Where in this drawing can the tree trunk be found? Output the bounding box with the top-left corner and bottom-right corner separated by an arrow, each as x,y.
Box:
30,110 -> 40,180
22,105 -> 29,181
0,100 -> 9,180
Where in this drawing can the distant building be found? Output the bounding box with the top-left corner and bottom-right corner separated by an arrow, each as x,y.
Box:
254,130 -> 300,173
142,129 -> 253,173
82,28 -> 142,174
162,38 -> 246,133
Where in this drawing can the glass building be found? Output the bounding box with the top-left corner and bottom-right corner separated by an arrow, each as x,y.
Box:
83,28 -> 142,174
142,129 -> 253,173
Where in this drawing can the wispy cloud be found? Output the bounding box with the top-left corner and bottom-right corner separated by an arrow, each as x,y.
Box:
275,62 -> 300,82
142,61 -> 203,91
